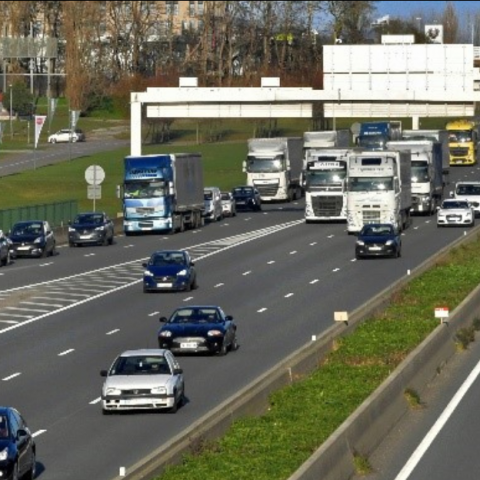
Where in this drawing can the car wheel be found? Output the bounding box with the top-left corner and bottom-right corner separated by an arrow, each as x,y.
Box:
218,340 -> 228,356
40,248 -> 48,258
143,284 -> 149,293
108,234 -> 114,245
68,241 -> 75,248
185,280 -> 192,292
51,138 -> 56,144
103,236 -> 109,246
230,334 -> 239,352
11,462 -> 19,480
25,451 -> 36,480
192,276 -> 198,290
169,391 -> 179,413
50,244 -> 56,256
102,408 -> 112,416
1,251 -> 8,266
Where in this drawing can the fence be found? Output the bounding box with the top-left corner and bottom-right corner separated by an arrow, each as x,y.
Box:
0,200 -> 78,232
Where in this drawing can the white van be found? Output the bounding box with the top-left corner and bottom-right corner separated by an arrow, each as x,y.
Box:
451,181 -> 480,216
203,187 -> 223,222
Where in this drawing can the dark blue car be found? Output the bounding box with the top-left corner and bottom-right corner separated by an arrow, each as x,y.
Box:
0,406 -> 36,480
158,305 -> 238,356
142,250 -> 197,293
8,220 -> 56,258
68,211 -> 114,247
355,223 -> 402,259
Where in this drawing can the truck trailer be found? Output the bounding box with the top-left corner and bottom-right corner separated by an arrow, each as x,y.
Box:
243,137 -> 303,202
346,150 -> 412,234
356,121 -> 402,151
122,153 -> 204,235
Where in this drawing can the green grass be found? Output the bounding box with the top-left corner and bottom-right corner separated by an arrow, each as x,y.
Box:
153,236 -> 480,480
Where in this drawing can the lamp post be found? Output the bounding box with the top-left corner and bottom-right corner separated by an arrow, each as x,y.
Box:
9,84 -> 12,139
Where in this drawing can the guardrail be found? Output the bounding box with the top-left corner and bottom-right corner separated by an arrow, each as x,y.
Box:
108,225 -> 480,480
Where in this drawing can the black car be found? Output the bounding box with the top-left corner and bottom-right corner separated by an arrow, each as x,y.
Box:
142,250 -> 197,293
0,406 -> 36,480
231,186 -> 262,211
158,305 -> 238,355
355,223 -> 402,259
8,220 -> 56,258
0,231 -> 13,266
68,211 -> 114,247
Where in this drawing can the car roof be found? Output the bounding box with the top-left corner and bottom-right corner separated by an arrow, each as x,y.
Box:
151,249 -> 186,255
12,220 -> 44,225
456,182 -> 480,185
118,349 -> 170,357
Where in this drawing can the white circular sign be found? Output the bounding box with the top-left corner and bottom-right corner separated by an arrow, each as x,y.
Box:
85,165 -> 105,185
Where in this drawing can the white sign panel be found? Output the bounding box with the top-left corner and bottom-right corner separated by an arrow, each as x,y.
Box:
87,185 -> 101,199
85,165 -> 105,185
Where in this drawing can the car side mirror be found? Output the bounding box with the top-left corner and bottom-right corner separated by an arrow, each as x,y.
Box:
225,315 -> 233,321
159,317 -> 168,323
449,191 -> 454,198
142,262 -> 148,268
100,370 -> 108,377
173,368 -> 183,375
17,429 -> 28,439
190,261 -> 195,266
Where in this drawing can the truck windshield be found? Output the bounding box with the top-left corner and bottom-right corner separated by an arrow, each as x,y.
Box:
348,177 -> 393,192
124,181 -> 166,199
357,136 -> 388,150
305,170 -> 345,187
448,130 -> 472,142
411,162 -> 430,183
246,156 -> 285,173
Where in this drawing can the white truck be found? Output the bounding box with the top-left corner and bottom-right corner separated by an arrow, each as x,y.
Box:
243,137 -> 303,202
346,150 -> 412,234
386,140 -> 444,216
302,131 -> 351,222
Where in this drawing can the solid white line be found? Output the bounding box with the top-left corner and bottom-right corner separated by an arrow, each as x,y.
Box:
89,397 -> 102,405
332,268 -> 340,272
2,373 -> 21,381
284,293 -> 294,298
106,329 -> 120,335
58,349 -> 75,356
32,429 -> 47,437
214,283 -> 224,288
258,308 -> 267,313
310,242 -> 317,246
267,261 -> 275,265
290,251 -> 297,255
310,279 -> 319,284
394,357 -> 480,480
183,296 -> 194,302
243,271 -> 251,276
148,312 -> 159,317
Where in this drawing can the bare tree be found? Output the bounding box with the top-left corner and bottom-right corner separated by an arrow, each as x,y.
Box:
441,1 -> 458,44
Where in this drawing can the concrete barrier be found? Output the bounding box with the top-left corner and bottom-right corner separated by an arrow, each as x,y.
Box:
110,228 -> 480,480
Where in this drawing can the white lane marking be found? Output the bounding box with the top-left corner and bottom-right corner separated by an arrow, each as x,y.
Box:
332,268 -> 340,272
310,279 -> 319,284
290,251 -> 297,255
284,293 -> 294,298
310,242 -> 317,246
214,283 -> 224,288
258,308 -> 267,313
21,301 -> 65,308
183,296 -> 194,302
148,312 -> 160,317
39,262 -> 54,267
5,307 -> 49,313
124,245 -> 135,248
243,271 -> 251,276
106,329 -> 120,335
58,349 -> 75,356
2,373 -> 21,381
30,297 -> 77,303
32,430 -> 47,437
327,235 -> 334,238
0,313 -> 33,318
394,357 -> 480,480
0,320 -> 19,324
84,253 -> 96,257
267,261 -> 275,265
89,397 -> 102,405
351,258 -> 357,262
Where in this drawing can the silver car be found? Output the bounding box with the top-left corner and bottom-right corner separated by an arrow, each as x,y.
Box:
436,199 -> 475,227
48,128 -> 86,143
220,191 -> 237,217
100,349 -> 185,414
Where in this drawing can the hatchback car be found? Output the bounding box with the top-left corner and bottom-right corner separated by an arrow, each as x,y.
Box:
203,187 -> 223,222
142,250 -> 197,293
437,199 -> 475,227
0,231 -> 13,267
232,186 -> 262,211
48,128 -> 85,143
158,305 -> 238,356
100,349 -> 185,414
355,223 -> 402,259
68,211 -> 114,247
220,192 -> 237,217
0,406 -> 36,480
8,220 -> 56,258
450,182 -> 480,216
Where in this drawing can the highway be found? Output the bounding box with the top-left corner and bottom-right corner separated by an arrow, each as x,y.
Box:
0,165 -> 479,480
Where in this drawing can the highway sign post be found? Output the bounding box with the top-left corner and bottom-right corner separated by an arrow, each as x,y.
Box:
85,164 -> 105,211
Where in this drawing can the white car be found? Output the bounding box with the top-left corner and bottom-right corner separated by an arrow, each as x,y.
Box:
450,181 -> 480,216
220,191 -> 237,217
48,128 -> 86,143
100,349 -> 185,414
436,199 -> 475,228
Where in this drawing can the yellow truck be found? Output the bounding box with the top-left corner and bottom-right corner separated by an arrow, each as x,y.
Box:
445,119 -> 478,166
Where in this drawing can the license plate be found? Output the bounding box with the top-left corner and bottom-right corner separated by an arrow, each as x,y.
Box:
157,283 -> 173,288
122,398 -> 144,406
17,246 -> 30,250
180,342 -> 198,349
80,235 -> 92,239
369,246 -> 382,251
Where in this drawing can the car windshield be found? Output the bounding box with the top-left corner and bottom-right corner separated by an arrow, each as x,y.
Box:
11,222 -> 43,236
233,187 -> 253,197
204,191 -> 213,200
110,355 -> 171,375
221,193 -> 231,201
456,185 -> 480,196
74,214 -> 104,224
169,308 -> 221,324
442,201 -> 469,209
0,415 -> 8,438
361,225 -> 394,236
151,252 -> 185,266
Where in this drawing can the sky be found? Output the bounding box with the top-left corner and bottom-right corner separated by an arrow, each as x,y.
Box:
375,1 -> 476,20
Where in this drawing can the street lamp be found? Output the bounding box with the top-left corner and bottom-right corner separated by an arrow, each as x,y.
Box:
9,84 -> 12,139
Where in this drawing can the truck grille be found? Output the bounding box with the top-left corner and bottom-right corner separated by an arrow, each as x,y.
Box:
312,196 -> 343,216
362,210 -> 381,223
138,221 -> 154,228
450,147 -> 469,156
256,185 -> 279,197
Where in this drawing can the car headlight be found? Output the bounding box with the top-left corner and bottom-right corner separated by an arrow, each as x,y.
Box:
177,269 -> 188,276
105,387 -> 121,395
68,227 -> 76,232
207,330 -> 223,337
95,226 -> 105,231
33,236 -> 43,244
0,447 -> 8,461
144,270 -> 154,277
385,240 -> 394,246
159,330 -> 172,338
356,240 -> 364,246
151,386 -> 167,394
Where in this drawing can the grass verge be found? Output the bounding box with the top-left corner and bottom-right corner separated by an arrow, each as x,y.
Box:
154,235 -> 480,480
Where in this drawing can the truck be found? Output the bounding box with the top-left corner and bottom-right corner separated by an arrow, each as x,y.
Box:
401,129 -> 450,176
356,121 -> 402,150
386,140 -> 444,215
445,119 -> 479,166
243,137 -> 303,202
346,150 -> 412,234
121,153 -> 204,235
303,130 -> 350,149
